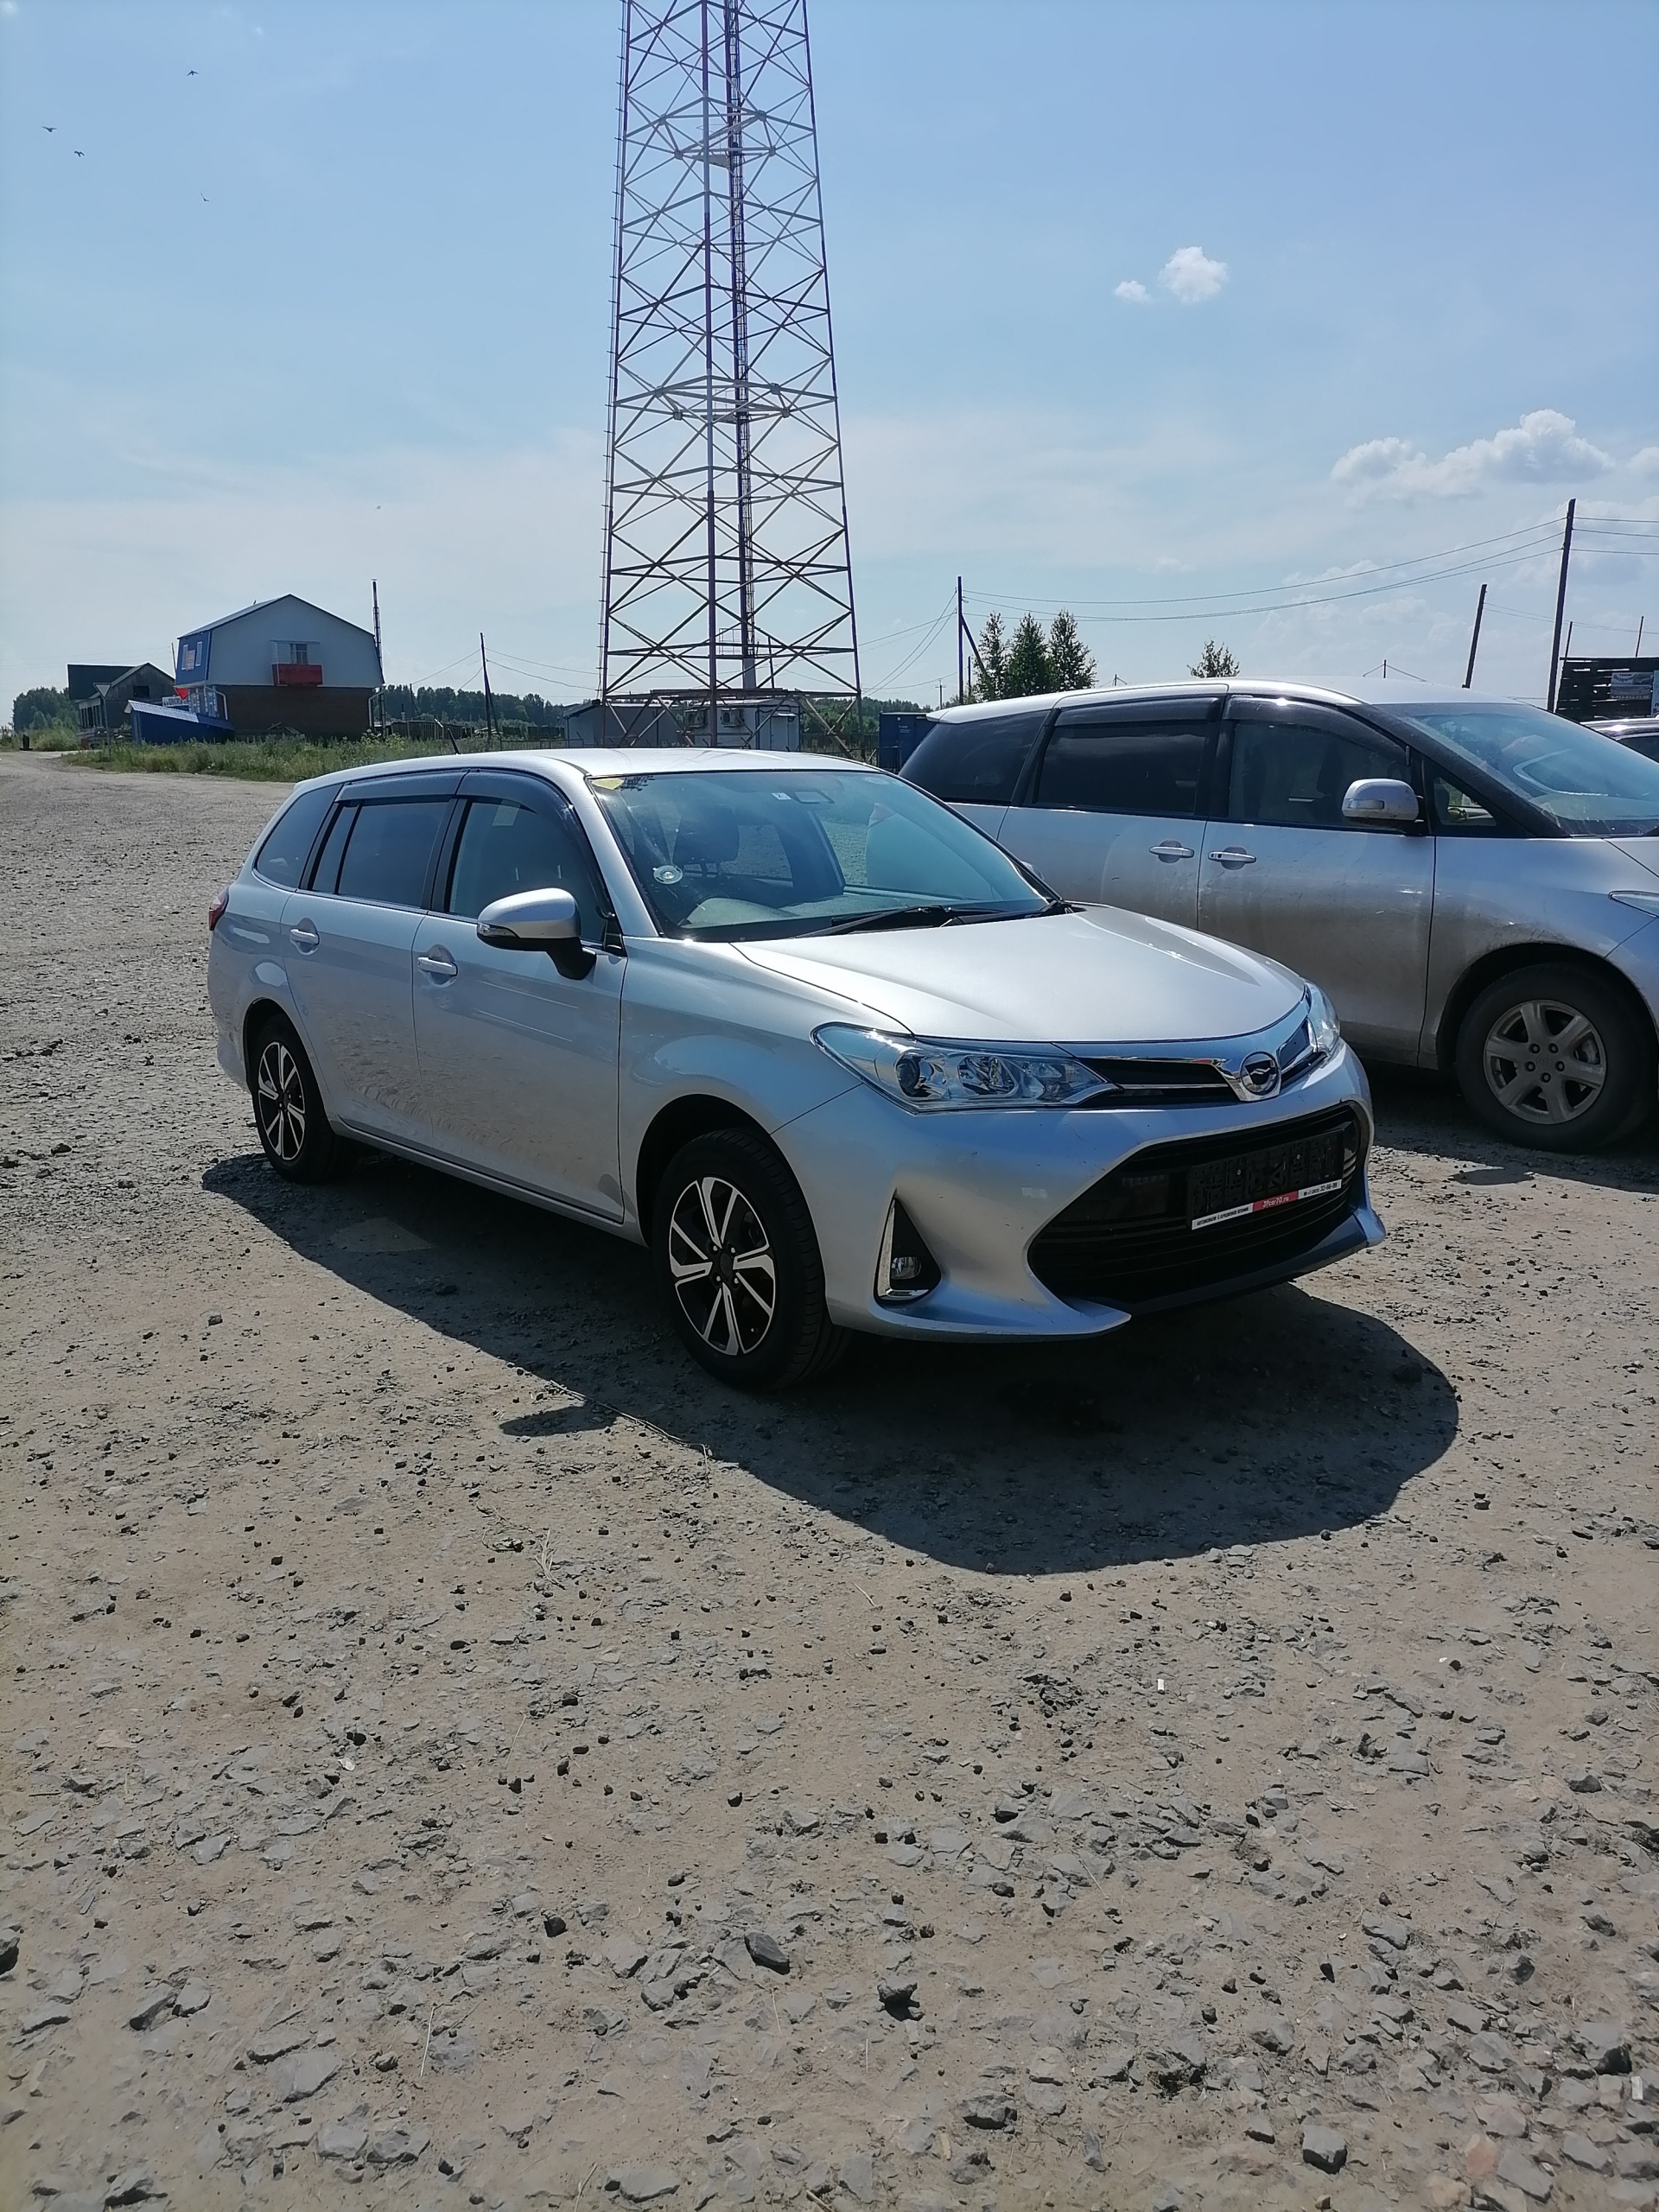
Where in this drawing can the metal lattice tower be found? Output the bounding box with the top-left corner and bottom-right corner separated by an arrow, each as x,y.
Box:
600,0 -> 861,741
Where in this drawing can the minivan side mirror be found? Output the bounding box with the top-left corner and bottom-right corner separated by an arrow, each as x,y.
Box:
1342,777 -> 1421,828
476,887 -> 594,977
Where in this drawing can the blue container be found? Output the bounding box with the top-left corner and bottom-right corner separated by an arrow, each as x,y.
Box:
876,712 -> 932,773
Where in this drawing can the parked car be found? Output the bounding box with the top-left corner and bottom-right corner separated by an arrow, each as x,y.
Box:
902,682 -> 1659,1152
207,752 -> 1380,1388
1587,716 -> 1659,766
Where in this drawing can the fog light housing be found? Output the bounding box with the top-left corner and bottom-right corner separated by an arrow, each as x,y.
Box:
876,1197 -> 941,1304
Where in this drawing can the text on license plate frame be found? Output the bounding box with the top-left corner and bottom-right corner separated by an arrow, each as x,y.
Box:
1188,1128 -> 1348,1234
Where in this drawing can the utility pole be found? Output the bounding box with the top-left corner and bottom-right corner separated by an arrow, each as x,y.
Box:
1546,498 -> 1575,712
957,577 -> 965,705
480,632 -> 498,747
1463,582 -> 1486,689
1637,616 -> 1645,658
372,580 -> 384,731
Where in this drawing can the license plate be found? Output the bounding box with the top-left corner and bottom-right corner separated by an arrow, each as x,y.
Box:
1188,1128 -> 1347,1233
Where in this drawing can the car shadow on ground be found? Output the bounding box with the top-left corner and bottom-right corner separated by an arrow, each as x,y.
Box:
1364,1062 -> 1659,1194
205,1146 -> 1459,1577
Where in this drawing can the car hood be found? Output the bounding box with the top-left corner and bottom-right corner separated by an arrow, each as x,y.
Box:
737,904 -> 1306,1045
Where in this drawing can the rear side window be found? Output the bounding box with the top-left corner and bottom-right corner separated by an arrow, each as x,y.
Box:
1227,714 -> 1408,830
253,785 -> 334,886
333,798 -> 450,908
447,798 -> 607,940
900,710 -> 1046,805
1035,715 -> 1210,817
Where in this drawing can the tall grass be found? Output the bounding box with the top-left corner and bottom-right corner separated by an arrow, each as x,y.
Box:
56,733 -> 479,782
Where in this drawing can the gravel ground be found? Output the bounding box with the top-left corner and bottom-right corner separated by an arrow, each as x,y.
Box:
2,747 -> 1656,2212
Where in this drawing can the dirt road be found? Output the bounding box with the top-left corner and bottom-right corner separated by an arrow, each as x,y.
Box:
2,747 -> 1655,2212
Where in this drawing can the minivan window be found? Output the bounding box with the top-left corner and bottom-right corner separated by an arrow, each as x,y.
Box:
333,798 -> 450,908
448,798 -> 607,940
1228,716 -> 1408,830
254,785 -> 334,887
1396,703 -> 1659,836
900,709 -> 1047,805
1036,716 -> 1208,817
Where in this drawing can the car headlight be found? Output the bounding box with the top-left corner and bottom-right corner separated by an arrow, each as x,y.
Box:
816,1024 -> 1107,1109
1306,984 -> 1341,1061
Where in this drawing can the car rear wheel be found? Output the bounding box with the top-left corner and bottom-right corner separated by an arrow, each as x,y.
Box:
652,1129 -> 845,1390
1454,963 -> 1655,1152
251,1015 -> 346,1182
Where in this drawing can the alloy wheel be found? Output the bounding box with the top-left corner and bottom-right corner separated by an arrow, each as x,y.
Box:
1482,997 -> 1607,1126
256,1038 -> 308,1163
666,1174 -> 778,1356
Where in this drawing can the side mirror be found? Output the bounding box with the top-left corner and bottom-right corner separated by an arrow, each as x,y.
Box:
1342,777 -> 1421,828
476,888 -> 594,977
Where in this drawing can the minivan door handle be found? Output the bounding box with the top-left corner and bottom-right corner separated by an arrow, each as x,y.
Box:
1149,840 -> 1195,861
1207,846 -> 1257,867
416,948 -> 459,981
288,921 -> 320,952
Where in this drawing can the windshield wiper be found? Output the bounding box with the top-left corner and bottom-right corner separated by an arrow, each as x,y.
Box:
815,904 -> 957,935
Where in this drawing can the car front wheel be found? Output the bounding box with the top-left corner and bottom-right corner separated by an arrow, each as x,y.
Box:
251,1015 -> 345,1182
652,1129 -> 845,1389
1454,963 -> 1655,1152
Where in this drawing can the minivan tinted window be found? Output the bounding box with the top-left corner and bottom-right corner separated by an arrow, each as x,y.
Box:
1036,715 -> 1209,817
900,709 -> 1047,805
333,798 -> 449,908
254,785 -> 334,887
1228,715 -> 1408,831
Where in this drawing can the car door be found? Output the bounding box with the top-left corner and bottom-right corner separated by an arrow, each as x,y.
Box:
279,777 -> 459,1140
1197,701 -> 1433,1058
993,699 -> 1219,925
411,774 -> 625,1219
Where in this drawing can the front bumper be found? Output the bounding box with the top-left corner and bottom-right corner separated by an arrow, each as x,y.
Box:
778,1040 -> 1380,1341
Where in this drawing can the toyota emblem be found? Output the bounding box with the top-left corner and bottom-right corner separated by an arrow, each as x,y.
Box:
1238,1052 -> 1281,1098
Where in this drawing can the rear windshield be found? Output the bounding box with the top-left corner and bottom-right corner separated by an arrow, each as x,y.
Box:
1398,704 -> 1659,836
590,768 -> 1048,941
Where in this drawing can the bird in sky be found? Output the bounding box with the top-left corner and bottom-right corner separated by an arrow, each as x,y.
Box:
42,124 -> 56,132
74,149 -> 85,158
187,67 -> 197,76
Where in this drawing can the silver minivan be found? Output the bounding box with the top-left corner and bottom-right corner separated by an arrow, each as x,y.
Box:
903,680 -> 1659,1151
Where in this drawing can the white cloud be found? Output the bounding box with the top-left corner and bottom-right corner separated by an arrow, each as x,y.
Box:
1630,446 -> 1659,479
1159,245 -> 1227,304
1332,409 -> 1615,499
1114,279 -> 1149,304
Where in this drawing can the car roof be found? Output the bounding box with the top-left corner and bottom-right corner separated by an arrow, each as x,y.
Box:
298,747 -> 878,793
925,677 -> 1529,721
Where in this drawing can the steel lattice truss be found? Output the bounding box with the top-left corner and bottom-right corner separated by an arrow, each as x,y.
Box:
601,0 -> 861,718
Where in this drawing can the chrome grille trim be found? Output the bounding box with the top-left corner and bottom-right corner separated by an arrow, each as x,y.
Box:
1073,996 -> 1326,1106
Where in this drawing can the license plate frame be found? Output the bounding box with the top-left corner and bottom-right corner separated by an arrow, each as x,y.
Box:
1187,1127 -> 1348,1234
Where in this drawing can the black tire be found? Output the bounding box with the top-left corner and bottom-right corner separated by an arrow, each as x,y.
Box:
250,1014 -> 346,1183
652,1128 -> 845,1390
1454,962 -> 1656,1153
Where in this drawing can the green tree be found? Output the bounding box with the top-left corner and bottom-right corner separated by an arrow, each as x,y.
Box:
11,684 -> 74,733
1003,613 -> 1052,699
971,611 -> 1009,701
1189,639 -> 1240,678
1046,608 -> 1096,691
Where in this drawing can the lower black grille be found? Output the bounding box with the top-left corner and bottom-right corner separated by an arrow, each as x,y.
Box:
1029,1105 -> 1365,1308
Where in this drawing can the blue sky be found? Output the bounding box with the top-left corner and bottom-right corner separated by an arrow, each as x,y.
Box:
3,0 -> 1656,717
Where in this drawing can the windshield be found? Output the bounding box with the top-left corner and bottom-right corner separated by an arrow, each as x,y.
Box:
590,767 -> 1050,941
1396,703 -> 1659,836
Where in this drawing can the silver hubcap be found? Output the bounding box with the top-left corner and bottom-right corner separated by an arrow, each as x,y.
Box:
256,1039 -> 308,1162
667,1175 -> 777,1357
1482,997 -> 1608,1126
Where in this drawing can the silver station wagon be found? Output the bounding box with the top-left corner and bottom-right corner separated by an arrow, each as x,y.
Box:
903,681 -> 1659,1151
207,752 -> 1380,1388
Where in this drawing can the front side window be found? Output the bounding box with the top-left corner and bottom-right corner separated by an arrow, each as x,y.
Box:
1228,715 -> 1408,830
1035,715 -> 1209,816
448,797 -> 606,940
332,798 -> 449,908
1396,704 -> 1659,836
899,709 -> 1047,805
592,769 -> 1048,941
1432,775 -> 1504,836
254,784 -> 334,886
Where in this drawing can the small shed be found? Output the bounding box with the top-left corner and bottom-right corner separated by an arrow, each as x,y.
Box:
174,593 -> 381,737
75,663 -> 177,738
